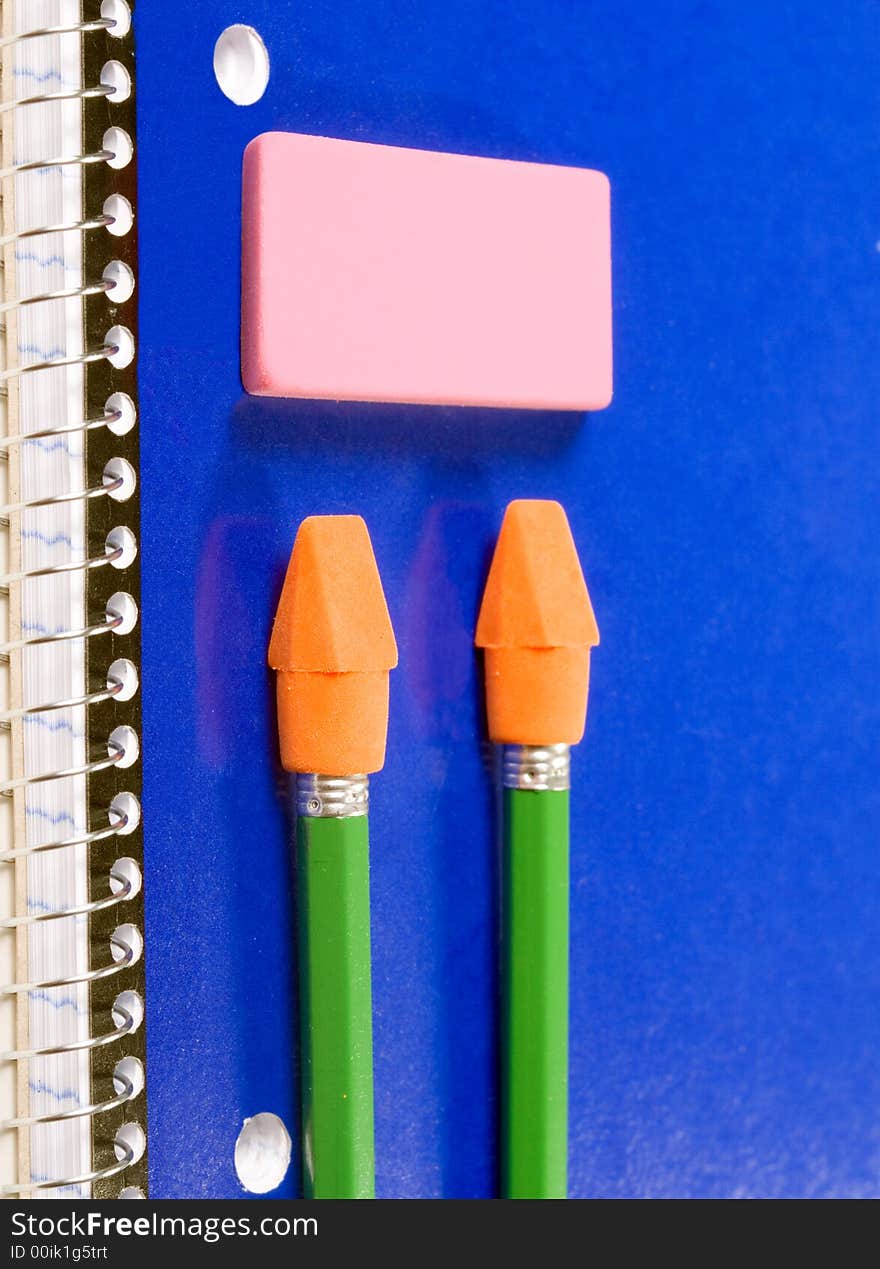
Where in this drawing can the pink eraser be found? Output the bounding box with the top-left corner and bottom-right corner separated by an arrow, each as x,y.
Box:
242,132 -> 612,411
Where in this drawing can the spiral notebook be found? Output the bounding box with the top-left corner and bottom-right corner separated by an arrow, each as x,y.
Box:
0,0 -> 577,1201
0,0 -> 869,1204
0,0 -> 143,1198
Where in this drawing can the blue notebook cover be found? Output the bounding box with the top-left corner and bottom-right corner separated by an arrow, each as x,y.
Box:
137,1 -> 880,1197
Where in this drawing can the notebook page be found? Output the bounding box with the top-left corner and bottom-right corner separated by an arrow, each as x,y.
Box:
1,0 -> 91,1197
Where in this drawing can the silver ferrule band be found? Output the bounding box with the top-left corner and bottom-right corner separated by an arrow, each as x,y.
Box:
502,743 -> 571,791
296,773 -> 369,819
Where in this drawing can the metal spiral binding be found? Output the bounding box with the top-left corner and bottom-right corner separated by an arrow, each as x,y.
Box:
0,1134 -> 140,1196
0,860 -> 136,927
0,2 -> 144,1196
6,1068 -> 136,1129
0,145 -> 114,182
0,18 -> 115,49
0,83 -> 114,115
0,671 -> 130,726
1,929 -> 138,995
2,996 -> 138,1061
0,470 -> 125,518
0,737 -> 129,795
0,539 -> 125,592
0,275 -> 115,319
0,805 -> 133,864
0,609 -> 125,661
0,212 -> 115,247
0,335 -> 121,384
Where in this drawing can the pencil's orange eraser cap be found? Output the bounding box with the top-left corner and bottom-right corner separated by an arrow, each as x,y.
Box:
268,516 -> 397,775
475,500 -> 599,746
242,131 -> 612,410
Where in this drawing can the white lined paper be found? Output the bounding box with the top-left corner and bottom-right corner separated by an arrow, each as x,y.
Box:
2,0 -> 91,1197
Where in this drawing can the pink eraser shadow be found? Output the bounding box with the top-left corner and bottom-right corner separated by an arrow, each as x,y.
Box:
242,132 -> 612,411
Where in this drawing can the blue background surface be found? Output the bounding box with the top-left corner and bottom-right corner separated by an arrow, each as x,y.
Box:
137,1 -> 880,1197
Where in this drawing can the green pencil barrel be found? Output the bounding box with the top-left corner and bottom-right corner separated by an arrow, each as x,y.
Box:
297,810 -> 375,1198
502,784 -> 570,1199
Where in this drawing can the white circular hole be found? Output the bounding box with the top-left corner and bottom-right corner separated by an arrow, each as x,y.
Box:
112,988 -> 143,1033
103,260 -> 135,305
105,391 -> 136,436
106,590 -> 138,636
113,1055 -> 144,1101
234,1113 -> 292,1194
105,324 -> 135,369
111,922 -> 143,966
103,456 -> 137,501
213,25 -> 270,106
118,1187 -> 145,1200
109,791 -> 140,835
100,59 -> 132,104
103,194 -> 133,238
101,0 -> 132,39
109,724 -> 139,770
114,1122 -> 145,1165
110,856 -> 142,900
106,526 -> 138,570
103,126 -> 133,170
107,657 -> 139,702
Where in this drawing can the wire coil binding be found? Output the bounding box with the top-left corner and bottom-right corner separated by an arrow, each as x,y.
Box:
0,803 -> 135,864
2,996 -> 138,1062
0,738 -> 128,796
0,861 -> 136,927
0,83 -> 115,116
0,539 -> 125,593
0,674 -> 128,728
0,470 -> 125,518
0,336 -> 120,386
0,404 -> 126,454
4,1070 -> 136,1130
0,19 -> 116,50
0,1130 -> 140,1196
0,608 -> 125,661
0,3 -> 144,1194
0,212 -> 115,248
0,275 -> 115,316
0,146 -> 115,183
1,929 -> 139,996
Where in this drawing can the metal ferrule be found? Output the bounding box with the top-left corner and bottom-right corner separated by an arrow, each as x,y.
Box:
297,773 -> 370,818
502,743 -> 571,791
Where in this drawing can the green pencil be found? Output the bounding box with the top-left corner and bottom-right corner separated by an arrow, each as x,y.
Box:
269,515 -> 397,1199
296,780 -> 374,1197
502,747 -> 571,1197
477,500 -> 600,1199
